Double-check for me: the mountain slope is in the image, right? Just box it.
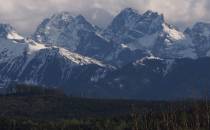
[94,57,210,100]
[0,24,111,91]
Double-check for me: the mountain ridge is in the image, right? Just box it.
[32,8,210,66]
[0,8,210,99]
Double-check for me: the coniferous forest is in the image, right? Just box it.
[0,85,210,130]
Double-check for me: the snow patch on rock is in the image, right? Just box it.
[7,31,24,40]
[59,48,106,67]
[162,23,185,41]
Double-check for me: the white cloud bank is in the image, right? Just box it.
[0,0,209,35]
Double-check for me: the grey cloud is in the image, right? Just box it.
[0,0,210,35]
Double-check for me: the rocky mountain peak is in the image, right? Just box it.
[119,8,139,16]
[103,8,165,43]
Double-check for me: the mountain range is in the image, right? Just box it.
[0,8,210,100]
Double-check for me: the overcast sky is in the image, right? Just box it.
[0,0,210,35]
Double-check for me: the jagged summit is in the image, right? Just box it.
[48,12,94,29]
[33,12,96,47]
[143,10,162,17]
[104,8,141,34]
[103,8,165,42]
[117,8,163,19]
[118,8,139,16]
